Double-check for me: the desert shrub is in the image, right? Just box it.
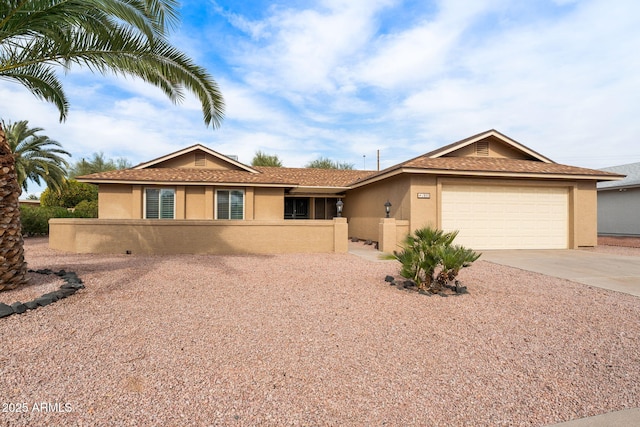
[73,199,98,218]
[20,205,74,235]
[391,226,480,292]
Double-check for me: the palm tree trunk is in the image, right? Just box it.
[0,123,28,290]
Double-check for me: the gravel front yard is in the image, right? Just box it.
[1,238,639,426]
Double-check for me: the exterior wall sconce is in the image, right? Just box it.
[336,199,344,217]
[384,200,392,218]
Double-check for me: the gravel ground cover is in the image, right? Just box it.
[1,238,639,426]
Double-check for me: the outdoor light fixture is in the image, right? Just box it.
[336,199,344,217]
[384,200,392,218]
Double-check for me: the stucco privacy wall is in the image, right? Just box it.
[49,218,348,255]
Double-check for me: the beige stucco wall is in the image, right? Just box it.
[445,137,530,159]
[156,152,245,170]
[345,175,411,241]
[49,218,348,255]
[254,187,284,220]
[574,181,598,247]
[98,184,135,219]
[98,184,284,221]
[346,174,599,249]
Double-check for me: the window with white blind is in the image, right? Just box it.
[145,188,175,219]
[216,189,244,220]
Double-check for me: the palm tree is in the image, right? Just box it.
[0,0,225,290]
[2,119,70,194]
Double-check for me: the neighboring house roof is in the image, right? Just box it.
[597,162,640,190]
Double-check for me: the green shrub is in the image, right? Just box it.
[20,205,74,235]
[41,180,98,208]
[390,226,481,292]
[73,199,98,218]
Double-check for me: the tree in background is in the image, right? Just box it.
[40,180,98,209]
[0,0,225,289]
[305,157,354,170]
[251,150,283,167]
[67,152,132,178]
[2,119,70,194]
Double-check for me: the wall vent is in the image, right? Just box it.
[475,141,489,156]
[195,152,206,166]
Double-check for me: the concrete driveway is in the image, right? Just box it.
[481,249,640,297]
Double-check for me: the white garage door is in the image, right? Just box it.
[441,184,568,250]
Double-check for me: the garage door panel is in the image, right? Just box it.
[442,185,568,250]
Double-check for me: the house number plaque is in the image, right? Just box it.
[417,193,431,199]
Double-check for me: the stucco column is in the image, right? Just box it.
[378,218,397,253]
[333,217,348,253]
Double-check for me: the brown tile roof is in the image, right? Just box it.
[77,166,377,187]
[78,155,622,188]
[351,156,624,185]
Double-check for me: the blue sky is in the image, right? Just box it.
[2,0,639,195]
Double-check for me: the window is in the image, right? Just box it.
[217,189,244,219]
[145,188,175,219]
[284,198,310,219]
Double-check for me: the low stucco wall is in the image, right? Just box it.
[49,218,348,255]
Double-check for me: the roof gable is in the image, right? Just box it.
[134,144,258,173]
[425,129,554,163]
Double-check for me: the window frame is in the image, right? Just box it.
[144,187,176,219]
[215,188,245,220]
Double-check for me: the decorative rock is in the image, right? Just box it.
[10,302,27,314]
[34,295,54,306]
[403,280,416,288]
[455,284,468,294]
[1,269,84,319]
[61,282,84,290]
[57,288,77,297]
[24,301,39,310]
[40,292,61,302]
[384,275,395,283]
[0,303,14,318]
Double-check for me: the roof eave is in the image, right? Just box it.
[76,178,295,188]
[349,167,624,187]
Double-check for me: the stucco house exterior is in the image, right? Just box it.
[597,162,640,236]
[49,130,623,254]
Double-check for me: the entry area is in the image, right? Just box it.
[441,184,569,250]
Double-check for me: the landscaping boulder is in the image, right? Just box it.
[10,302,27,314]
[0,303,14,318]
[24,301,39,310]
